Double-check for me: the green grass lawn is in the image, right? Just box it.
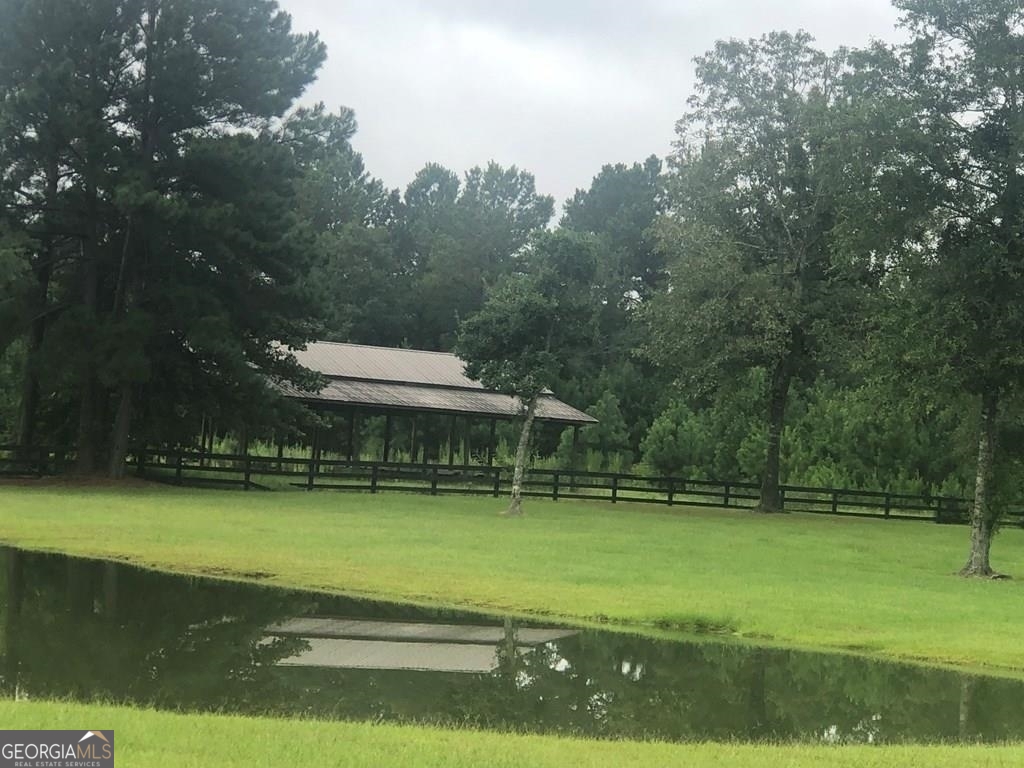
[2,482,1023,767]
[0,482,1021,673]
[2,700,1023,768]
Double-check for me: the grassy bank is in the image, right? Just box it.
[1,700,1022,768]
[0,482,1022,672]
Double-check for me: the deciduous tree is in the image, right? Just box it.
[648,32,871,512]
[456,231,598,515]
[872,0,1024,575]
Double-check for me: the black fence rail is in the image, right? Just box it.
[120,446,1015,526]
[4,444,1019,526]
[0,445,72,477]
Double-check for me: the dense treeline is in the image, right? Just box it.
[2,0,1023,570]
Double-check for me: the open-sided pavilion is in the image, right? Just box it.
[270,341,596,466]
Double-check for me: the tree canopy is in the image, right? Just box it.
[2,0,1023,573]
[646,31,876,512]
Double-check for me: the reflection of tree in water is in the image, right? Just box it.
[352,627,1024,744]
[0,547,309,713]
[2,547,1024,744]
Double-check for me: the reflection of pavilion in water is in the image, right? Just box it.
[5,547,1024,745]
[266,617,577,673]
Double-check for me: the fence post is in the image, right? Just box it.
[611,475,618,504]
[884,493,891,519]
[175,451,184,485]
[136,448,147,478]
[492,468,501,498]
[831,491,838,515]
[306,455,315,491]
[371,464,379,494]
[430,466,438,496]
[243,451,252,491]
[723,483,730,506]
[667,479,675,506]
[552,472,559,501]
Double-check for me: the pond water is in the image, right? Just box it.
[1,546,1021,744]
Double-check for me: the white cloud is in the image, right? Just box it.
[281,0,903,207]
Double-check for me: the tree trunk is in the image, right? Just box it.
[960,390,1000,577]
[16,157,58,451]
[757,357,792,513]
[15,293,46,450]
[75,377,99,473]
[107,385,133,479]
[506,396,538,516]
[16,264,49,449]
[76,166,102,474]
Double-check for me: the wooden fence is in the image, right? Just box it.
[0,445,71,478]
[3,443,1016,526]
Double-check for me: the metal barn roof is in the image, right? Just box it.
[282,341,597,426]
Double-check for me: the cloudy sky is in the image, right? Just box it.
[279,0,904,207]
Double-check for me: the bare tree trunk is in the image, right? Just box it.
[15,295,46,450]
[960,390,1000,577]
[16,158,58,452]
[506,396,538,516]
[757,357,792,513]
[107,385,133,479]
[76,171,101,474]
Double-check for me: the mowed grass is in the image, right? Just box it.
[3,700,1024,768]
[0,482,1022,672]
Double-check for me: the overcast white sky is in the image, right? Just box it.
[279,0,904,207]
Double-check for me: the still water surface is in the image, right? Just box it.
[1,547,1021,744]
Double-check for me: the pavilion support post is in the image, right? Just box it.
[571,425,580,491]
[410,416,418,464]
[421,415,431,465]
[463,418,471,466]
[347,409,355,463]
[383,414,393,462]
[239,424,249,457]
[276,435,284,472]
[448,415,457,466]
[306,426,319,490]
[487,419,497,466]
[241,427,252,490]
[199,415,208,467]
